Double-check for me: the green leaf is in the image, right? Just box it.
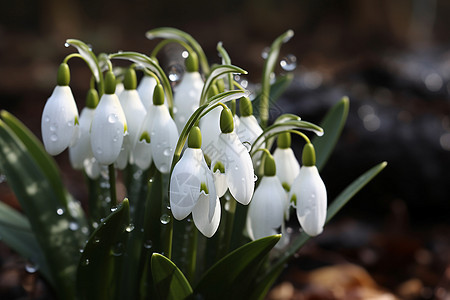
[77,199,130,300]
[0,119,87,299]
[151,253,193,300]
[313,97,349,170]
[194,235,280,299]
[253,162,388,298]
[65,39,102,84]
[0,201,54,286]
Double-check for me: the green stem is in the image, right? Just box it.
[186,223,198,283]
[217,196,236,259]
[108,164,117,207]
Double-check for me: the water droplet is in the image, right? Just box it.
[94,237,100,243]
[67,120,73,127]
[168,64,183,83]
[234,166,239,171]
[25,261,39,273]
[182,51,189,58]
[56,208,64,216]
[133,170,143,180]
[81,226,89,235]
[160,214,171,225]
[112,136,118,142]
[280,54,297,71]
[92,222,99,229]
[126,224,135,232]
[69,222,79,231]
[111,242,124,256]
[50,134,58,142]
[163,147,172,157]
[143,240,153,249]
[64,42,70,48]
[148,178,153,183]
[159,164,169,173]
[261,47,270,59]
[82,258,90,266]
[0,174,6,183]
[108,114,119,124]
[50,123,57,132]
[96,147,103,155]
[173,107,178,114]
[241,177,245,182]
[79,248,84,253]
[253,174,258,182]
[311,194,316,198]
[111,206,118,212]
[44,115,50,123]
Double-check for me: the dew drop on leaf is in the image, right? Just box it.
[280,54,297,71]
[160,214,170,225]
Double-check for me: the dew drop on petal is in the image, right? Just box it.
[253,174,258,182]
[160,214,170,224]
[50,123,57,132]
[96,147,103,155]
[108,114,119,124]
[163,147,172,157]
[44,115,50,123]
[50,134,58,142]
[159,164,169,173]
[280,54,297,71]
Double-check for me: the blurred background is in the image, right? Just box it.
[1,0,450,299]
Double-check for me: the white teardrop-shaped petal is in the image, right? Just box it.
[291,166,327,237]
[192,193,221,238]
[169,148,203,220]
[90,94,127,165]
[150,105,178,174]
[173,71,204,132]
[69,107,95,169]
[133,110,153,170]
[115,82,124,98]
[212,170,227,197]
[237,115,263,146]
[273,147,300,190]
[246,176,285,240]
[214,131,255,205]
[119,89,146,150]
[41,86,79,155]
[199,106,222,158]
[137,76,157,111]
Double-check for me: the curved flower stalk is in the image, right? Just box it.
[117,68,146,169]
[273,132,300,192]
[246,151,286,241]
[210,107,255,205]
[69,89,100,179]
[289,143,327,236]
[170,126,220,237]
[90,71,127,165]
[173,52,204,133]
[41,63,79,156]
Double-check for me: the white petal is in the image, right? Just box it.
[212,170,227,197]
[41,86,79,155]
[199,106,222,158]
[246,176,285,240]
[292,166,327,236]
[192,194,221,238]
[273,147,300,190]
[69,107,94,169]
[84,157,101,179]
[237,115,263,146]
[133,111,153,170]
[137,76,157,111]
[119,89,146,150]
[169,148,203,220]
[215,132,255,205]
[90,94,127,165]
[150,105,179,174]
[173,71,204,132]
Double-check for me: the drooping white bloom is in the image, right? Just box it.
[173,71,204,132]
[246,176,286,240]
[211,131,255,205]
[273,147,300,191]
[133,114,153,170]
[90,94,127,165]
[199,106,222,158]
[237,115,263,147]
[170,147,219,237]
[69,107,100,179]
[137,75,157,111]
[290,166,327,236]
[41,85,79,155]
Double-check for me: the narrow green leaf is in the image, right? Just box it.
[0,201,54,286]
[253,162,388,297]
[65,39,101,84]
[0,120,87,299]
[313,97,349,170]
[194,235,280,299]
[151,253,193,300]
[77,199,130,300]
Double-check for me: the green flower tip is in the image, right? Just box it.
[123,68,137,90]
[213,161,225,173]
[140,131,151,143]
[302,143,316,167]
[290,193,297,206]
[188,126,202,149]
[207,83,219,100]
[74,116,79,126]
[57,63,70,86]
[220,107,234,133]
[282,182,290,192]
[239,96,253,117]
[264,152,276,177]
[277,132,291,149]
[200,182,209,194]
[86,89,99,108]
[185,51,199,72]
[104,71,116,94]
[153,84,165,106]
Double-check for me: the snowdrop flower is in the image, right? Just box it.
[237,97,263,148]
[134,83,178,173]
[90,71,127,165]
[199,106,222,158]
[173,52,204,132]
[137,75,157,111]
[116,68,146,169]
[273,132,300,192]
[170,126,220,237]
[210,107,255,205]
[41,63,79,155]
[69,89,100,179]
[289,143,327,237]
[247,152,286,240]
